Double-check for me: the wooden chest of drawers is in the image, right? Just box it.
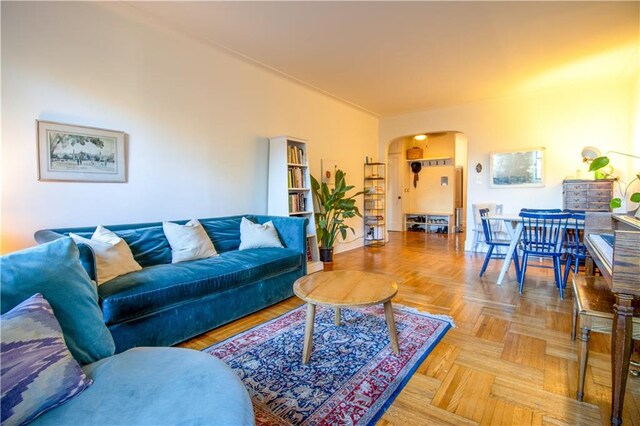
[562,179,614,211]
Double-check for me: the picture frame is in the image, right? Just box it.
[489,147,545,188]
[37,120,126,183]
[321,159,339,188]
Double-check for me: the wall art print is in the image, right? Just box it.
[37,120,126,182]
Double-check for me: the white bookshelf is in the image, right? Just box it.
[268,136,323,274]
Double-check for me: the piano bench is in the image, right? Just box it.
[571,275,640,401]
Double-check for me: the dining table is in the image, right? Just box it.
[486,212,585,285]
[483,213,522,285]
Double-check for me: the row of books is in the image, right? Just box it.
[306,239,313,262]
[289,193,307,213]
[288,145,305,165]
[288,167,306,188]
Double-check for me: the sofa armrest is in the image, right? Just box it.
[34,230,97,281]
[253,215,308,273]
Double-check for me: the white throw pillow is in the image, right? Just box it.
[239,217,284,250]
[70,225,142,285]
[162,219,218,263]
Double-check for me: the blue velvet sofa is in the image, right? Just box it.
[35,215,307,352]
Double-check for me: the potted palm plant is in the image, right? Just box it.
[310,169,364,262]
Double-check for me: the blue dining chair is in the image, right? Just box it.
[479,209,521,279]
[518,211,571,299]
[562,211,586,285]
[520,208,563,213]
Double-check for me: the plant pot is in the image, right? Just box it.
[319,247,334,263]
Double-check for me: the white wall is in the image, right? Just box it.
[380,78,635,250]
[1,2,378,252]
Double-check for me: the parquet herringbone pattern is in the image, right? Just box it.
[179,231,640,425]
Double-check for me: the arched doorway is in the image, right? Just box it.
[386,131,468,236]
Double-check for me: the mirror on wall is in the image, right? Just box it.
[489,147,545,188]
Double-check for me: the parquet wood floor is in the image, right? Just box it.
[179,231,640,425]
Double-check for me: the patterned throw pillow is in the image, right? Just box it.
[1,294,92,425]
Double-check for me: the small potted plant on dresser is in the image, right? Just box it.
[310,169,364,263]
[589,155,640,216]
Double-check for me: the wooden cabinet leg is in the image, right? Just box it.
[611,294,634,426]
[334,308,341,326]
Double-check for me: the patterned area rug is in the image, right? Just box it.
[204,304,453,425]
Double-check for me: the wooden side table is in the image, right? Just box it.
[293,270,399,364]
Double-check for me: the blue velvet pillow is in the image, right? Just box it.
[1,294,93,425]
[0,238,115,365]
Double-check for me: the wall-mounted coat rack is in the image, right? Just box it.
[405,157,453,167]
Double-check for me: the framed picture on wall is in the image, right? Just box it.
[37,120,126,182]
[321,159,340,188]
[489,147,545,188]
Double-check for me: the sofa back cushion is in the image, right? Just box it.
[200,216,245,253]
[56,226,172,269]
[114,226,172,267]
[0,238,115,364]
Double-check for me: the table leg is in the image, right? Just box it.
[384,301,400,354]
[497,222,522,285]
[302,303,316,364]
[611,294,634,426]
[334,307,341,326]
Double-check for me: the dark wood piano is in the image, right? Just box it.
[584,214,640,425]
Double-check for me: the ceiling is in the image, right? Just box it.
[126,1,639,117]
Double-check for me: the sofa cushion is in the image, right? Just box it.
[99,248,302,325]
[30,347,254,426]
[1,294,93,425]
[0,238,115,365]
[163,219,218,263]
[239,217,283,250]
[71,226,172,268]
[200,216,244,253]
[70,226,142,285]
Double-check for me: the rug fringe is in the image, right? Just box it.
[393,303,456,328]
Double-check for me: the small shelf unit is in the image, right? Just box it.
[268,136,323,273]
[364,162,386,246]
[405,212,453,234]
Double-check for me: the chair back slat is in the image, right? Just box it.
[564,211,586,251]
[519,211,571,255]
[479,208,494,243]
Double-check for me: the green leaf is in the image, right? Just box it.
[630,192,640,203]
[589,156,609,172]
[610,198,622,209]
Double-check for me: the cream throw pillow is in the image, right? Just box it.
[162,219,218,263]
[239,217,284,250]
[70,226,142,285]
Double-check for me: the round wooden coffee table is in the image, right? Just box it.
[293,270,399,364]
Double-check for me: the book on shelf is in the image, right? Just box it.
[306,239,313,262]
[288,193,307,213]
[287,145,305,165]
[287,166,306,188]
